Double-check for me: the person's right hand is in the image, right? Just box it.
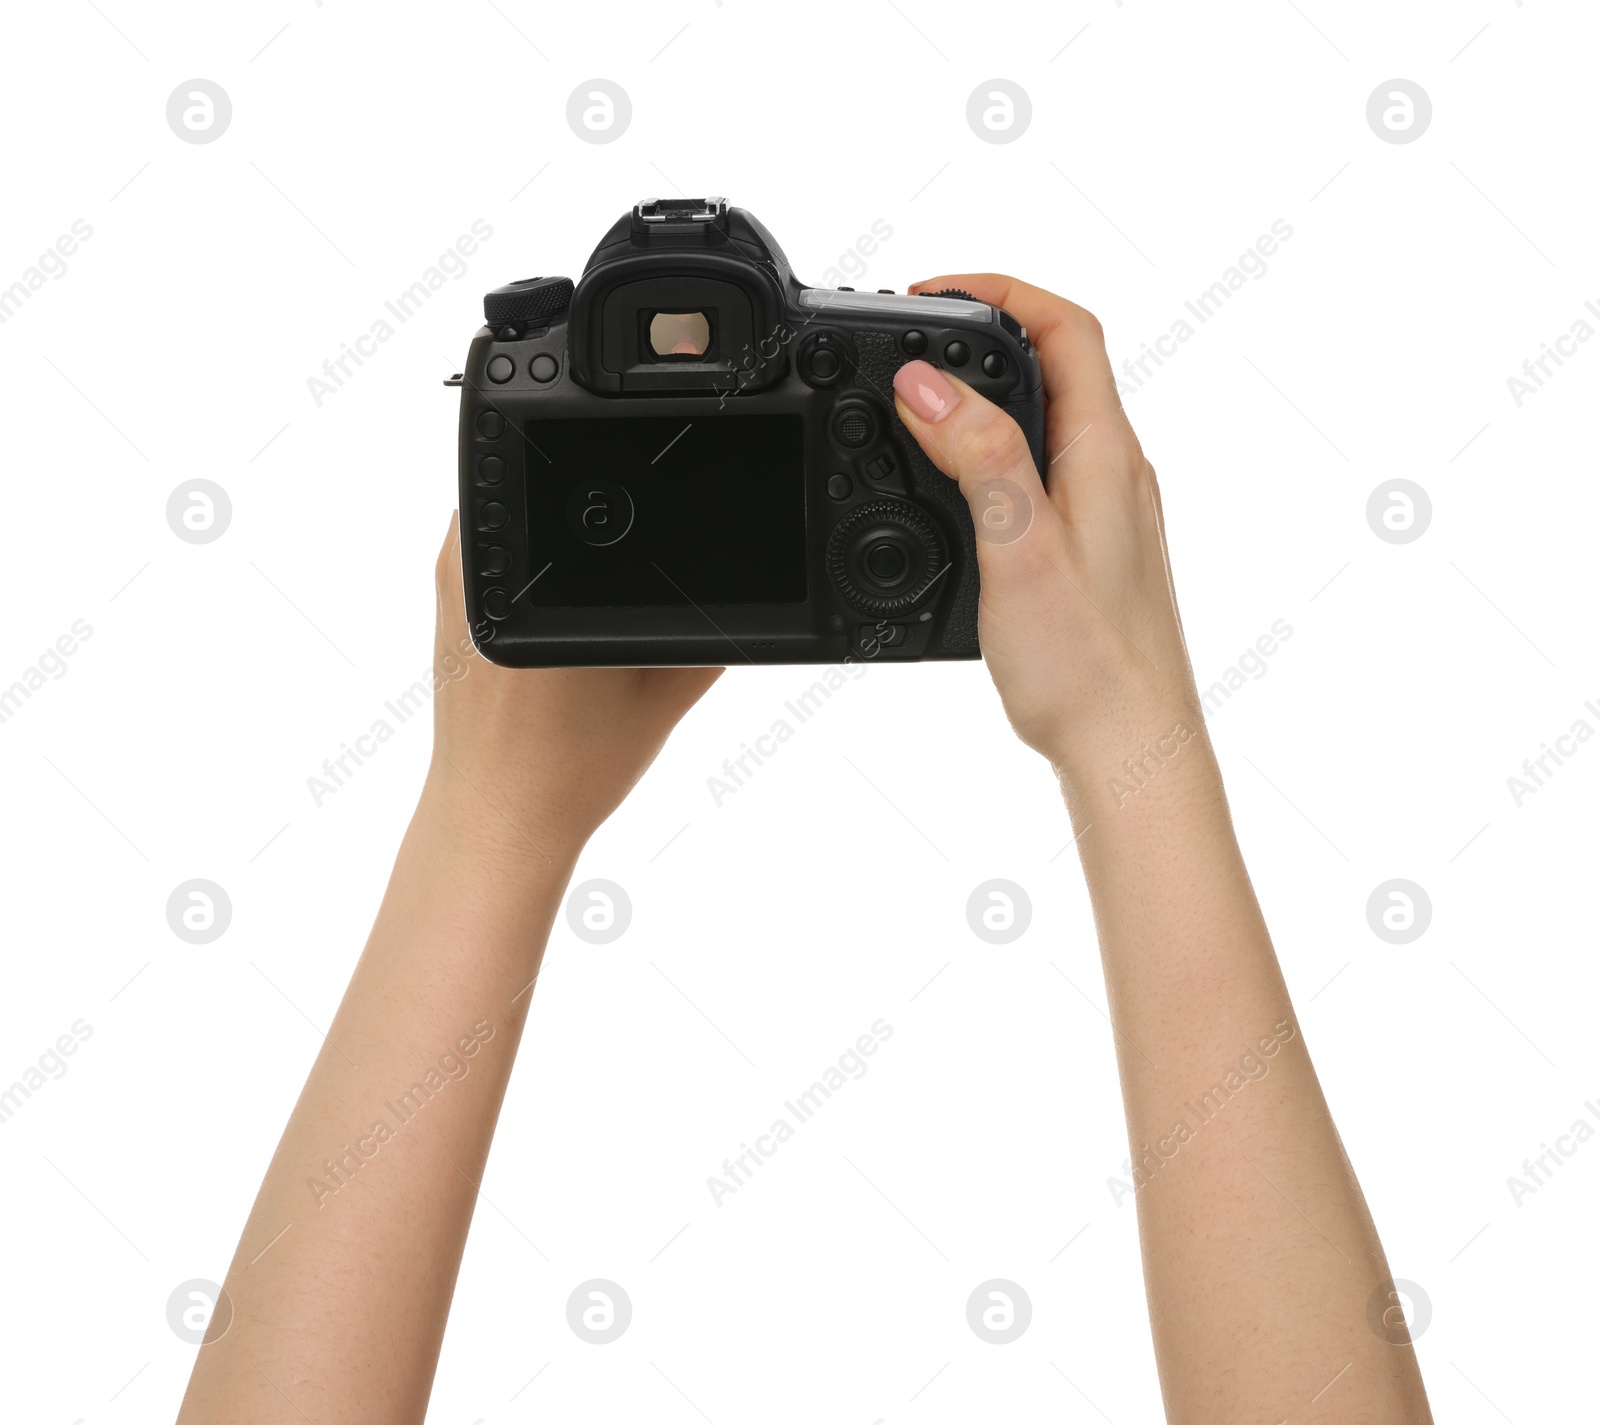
[891,276,1202,788]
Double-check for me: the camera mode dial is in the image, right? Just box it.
[826,499,948,616]
[483,276,574,326]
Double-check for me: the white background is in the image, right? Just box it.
[1,1,1595,1421]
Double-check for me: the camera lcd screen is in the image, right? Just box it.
[521,414,807,607]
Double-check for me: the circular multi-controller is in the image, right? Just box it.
[826,498,947,617]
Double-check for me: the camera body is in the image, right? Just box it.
[454,198,1043,666]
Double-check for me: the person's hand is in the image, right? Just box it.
[892,275,1201,789]
[423,513,721,865]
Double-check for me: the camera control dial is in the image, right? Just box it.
[826,499,949,616]
[483,276,575,326]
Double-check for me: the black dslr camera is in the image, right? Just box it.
[453,198,1043,666]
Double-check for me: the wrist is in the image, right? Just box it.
[415,762,589,885]
[1049,705,1224,823]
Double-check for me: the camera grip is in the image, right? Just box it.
[850,332,1044,655]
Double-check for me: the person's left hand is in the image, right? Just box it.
[423,513,722,866]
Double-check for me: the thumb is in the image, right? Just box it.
[892,359,1054,558]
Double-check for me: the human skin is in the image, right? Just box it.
[176,277,1432,1424]
[174,522,720,1422]
[894,273,1432,1422]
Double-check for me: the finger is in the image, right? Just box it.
[909,272,1127,437]
[892,359,1057,561]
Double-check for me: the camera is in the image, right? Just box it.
[451,198,1044,666]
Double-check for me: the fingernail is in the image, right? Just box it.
[894,359,960,422]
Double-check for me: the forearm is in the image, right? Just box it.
[1063,726,1431,1423]
[178,770,579,1425]
[887,272,1430,1419]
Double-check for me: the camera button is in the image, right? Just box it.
[478,455,505,485]
[799,332,851,387]
[482,588,512,620]
[483,546,511,576]
[901,329,928,356]
[529,354,559,383]
[856,622,906,652]
[866,452,896,481]
[943,340,970,367]
[476,410,505,439]
[486,355,515,383]
[827,473,853,501]
[478,501,508,530]
[981,350,1008,378]
[833,407,876,448]
[865,542,908,583]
